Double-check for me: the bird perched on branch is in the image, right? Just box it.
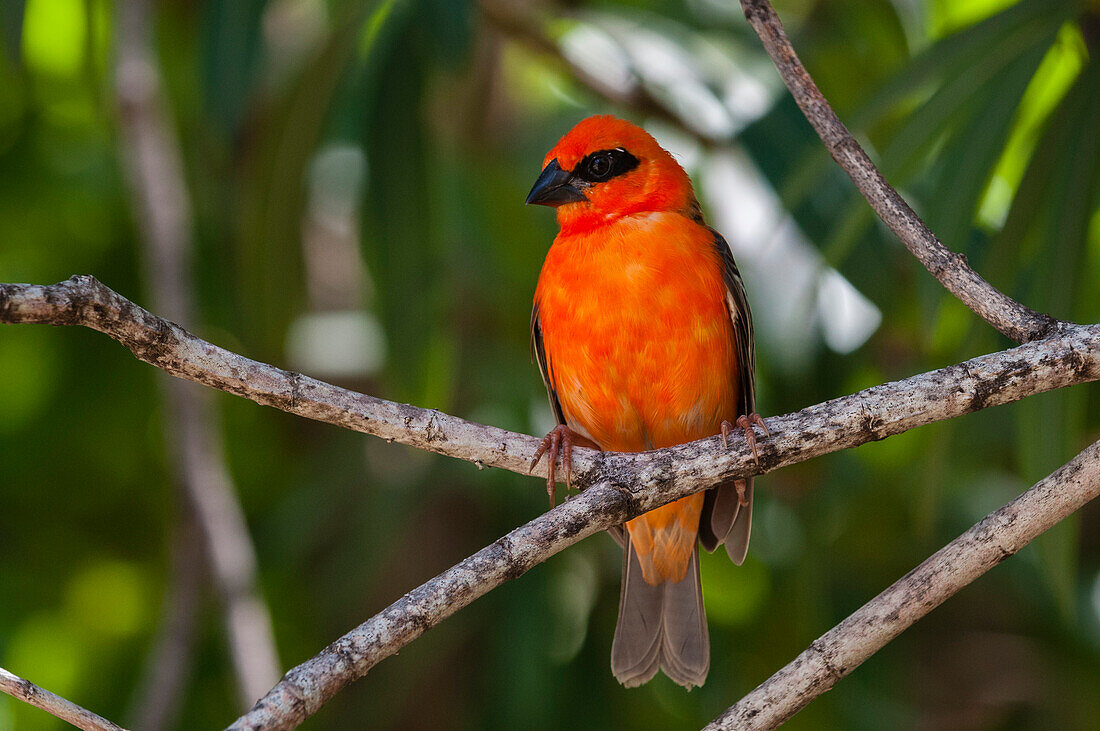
[527,115,766,689]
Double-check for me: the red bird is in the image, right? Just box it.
[527,115,765,688]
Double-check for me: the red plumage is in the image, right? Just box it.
[528,115,762,688]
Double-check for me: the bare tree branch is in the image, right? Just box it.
[689,2,1090,723]
[739,0,1062,344]
[2,277,1097,493]
[2,276,1097,729]
[226,480,635,730]
[225,340,1100,729]
[0,276,542,472]
[231,440,1100,731]
[706,438,1100,729]
[114,0,279,708]
[0,667,127,731]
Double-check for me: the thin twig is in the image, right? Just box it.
[115,0,279,708]
[706,438,1100,729]
[739,0,1062,343]
[0,667,127,731]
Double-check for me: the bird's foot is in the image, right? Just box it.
[720,414,770,466]
[530,425,597,508]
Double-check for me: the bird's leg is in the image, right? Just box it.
[530,425,598,508]
[720,413,770,465]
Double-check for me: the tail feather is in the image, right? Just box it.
[699,477,753,564]
[611,542,709,689]
[659,548,709,688]
[724,481,753,566]
[611,539,663,687]
[699,479,744,553]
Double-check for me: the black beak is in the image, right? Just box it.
[525,159,587,206]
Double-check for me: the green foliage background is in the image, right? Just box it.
[2,0,1099,728]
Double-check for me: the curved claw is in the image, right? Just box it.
[736,414,760,463]
[720,413,770,466]
[530,425,579,508]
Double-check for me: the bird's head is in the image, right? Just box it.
[526,115,698,234]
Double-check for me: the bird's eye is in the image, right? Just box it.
[587,153,613,180]
[575,148,639,184]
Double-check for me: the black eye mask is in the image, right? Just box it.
[574,148,640,184]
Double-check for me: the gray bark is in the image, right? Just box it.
[0,667,127,731]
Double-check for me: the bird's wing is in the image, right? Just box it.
[698,229,756,562]
[531,301,566,426]
[713,228,755,417]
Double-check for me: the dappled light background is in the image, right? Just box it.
[2,0,1100,728]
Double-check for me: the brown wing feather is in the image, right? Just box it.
[698,228,756,557]
[712,228,755,417]
[531,302,566,425]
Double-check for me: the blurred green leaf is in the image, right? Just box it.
[701,552,771,626]
[0,328,56,432]
[64,560,152,639]
[21,0,83,77]
[201,0,267,136]
[0,0,24,65]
